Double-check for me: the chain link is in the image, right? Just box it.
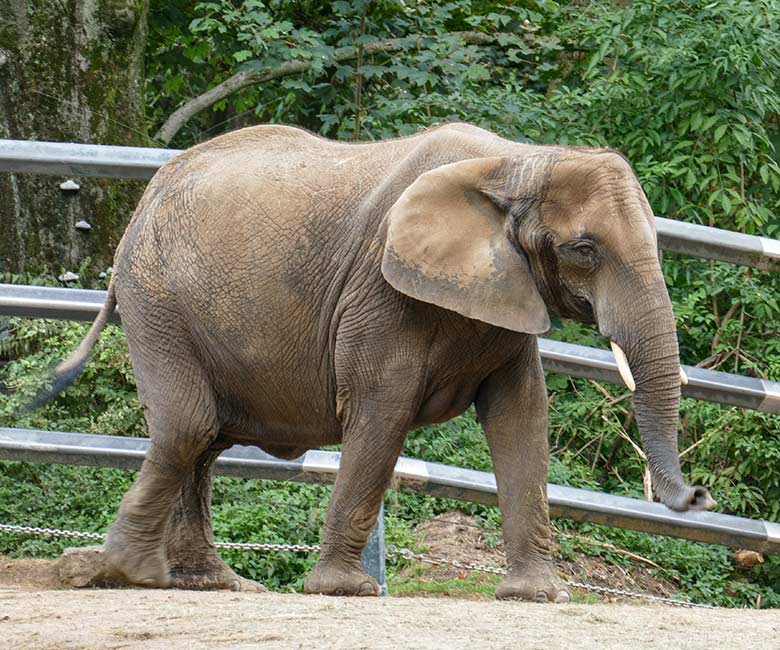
[386,544,506,575]
[565,580,716,609]
[214,540,321,553]
[0,522,712,608]
[0,523,321,554]
[0,522,104,541]
[386,543,713,609]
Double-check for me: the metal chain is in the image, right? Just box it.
[386,543,713,609]
[0,523,321,553]
[214,540,321,553]
[0,523,103,541]
[386,544,506,575]
[565,580,716,609]
[0,522,712,608]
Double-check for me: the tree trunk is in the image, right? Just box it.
[0,0,150,280]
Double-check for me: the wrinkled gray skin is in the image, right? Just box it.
[54,123,714,601]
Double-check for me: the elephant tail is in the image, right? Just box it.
[26,279,118,410]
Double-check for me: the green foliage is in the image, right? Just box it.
[0,463,133,558]
[388,569,501,599]
[148,0,780,244]
[0,318,145,437]
[0,459,330,592]
[558,520,780,608]
[147,0,558,145]
[210,479,329,590]
[543,0,780,236]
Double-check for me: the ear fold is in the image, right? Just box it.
[381,157,550,334]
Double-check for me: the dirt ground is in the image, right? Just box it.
[1,513,777,649]
[1,552,779,650]
[1,581,779,650]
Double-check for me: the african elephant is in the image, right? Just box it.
[45,122,715,602]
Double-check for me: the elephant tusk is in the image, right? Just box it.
[610,341,636,392]
[680,367,689,385]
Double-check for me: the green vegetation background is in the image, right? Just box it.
[2,0,780,606]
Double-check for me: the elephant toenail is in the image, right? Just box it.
[230,579,241,592]
[358,582,377,596]
[555,590,571,604]
[535,590,548,603]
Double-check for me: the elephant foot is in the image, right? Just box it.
[57,545,263,593]
[57,545,133,588]
[496,567,570,603]
[303,560,380,596]
[168,557,267,592]
[58,542,170,589]
[103,525,171,588]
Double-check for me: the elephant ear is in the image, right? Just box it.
[381,157,550,334]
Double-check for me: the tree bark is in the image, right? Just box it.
[0,0,150,279]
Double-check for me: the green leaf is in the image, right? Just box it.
[720,192,732,215]
[233,50,253,62]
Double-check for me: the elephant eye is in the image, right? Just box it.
[557,237,599,271]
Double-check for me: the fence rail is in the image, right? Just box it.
[1,428,778,554]
[2,138,780,564]
[2,283,778,414]
[1,138,779,270]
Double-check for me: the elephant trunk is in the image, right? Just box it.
[598,272,715,512]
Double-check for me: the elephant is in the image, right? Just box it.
[43,121,716,602]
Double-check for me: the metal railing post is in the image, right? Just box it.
[361,502,387,596]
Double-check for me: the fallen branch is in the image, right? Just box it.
[155,30,498,144]
[553,525,662,570]
[598,542,660,569]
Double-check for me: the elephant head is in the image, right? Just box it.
[381,150,716,512]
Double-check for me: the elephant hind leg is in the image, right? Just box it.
[165,444,266,592]
[102,348,221,588]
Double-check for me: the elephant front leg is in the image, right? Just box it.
[304,401,406,597]
[475,349,570,603]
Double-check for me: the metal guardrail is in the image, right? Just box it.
[0,284,122,324]
[539,338,780,414]
[2,283,778,414]
[1,138,780,270]
[655,218,780,272]
[1,428,778,554]
[0,139,175,180]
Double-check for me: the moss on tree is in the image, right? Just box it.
[0,0,150,278]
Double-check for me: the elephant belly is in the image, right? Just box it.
[412,381,482,429]
[201,332,343,450]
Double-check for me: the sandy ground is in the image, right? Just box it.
[1,587,779,650]
[1,518,777,650]
[0,558,777,650]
